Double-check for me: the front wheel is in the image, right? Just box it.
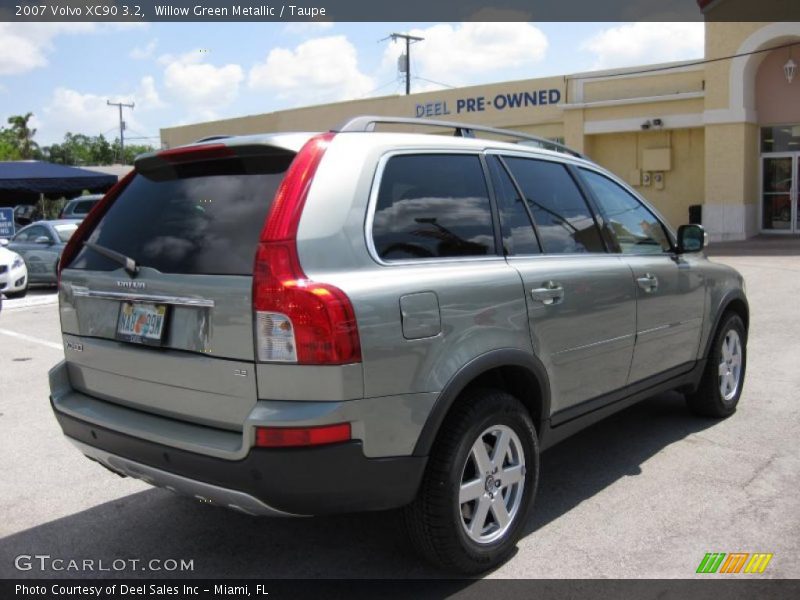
[403,389,539,574]
[686,312,747,417]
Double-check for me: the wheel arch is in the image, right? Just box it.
[704,289,749,359]
[412,349,551,456]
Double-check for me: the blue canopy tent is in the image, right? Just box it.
[0,161,118,206]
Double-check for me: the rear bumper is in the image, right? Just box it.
[51,399,427,516]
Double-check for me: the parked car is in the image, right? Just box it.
[13,204,43,227]
[59,194,103,220]
[5,219,80,285]
[49,117,748,574]
[0,244,28,298]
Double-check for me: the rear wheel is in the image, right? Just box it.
[403,389,538,574]
[686,312,746,417]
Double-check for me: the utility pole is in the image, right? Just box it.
[107,99,134,163]
[388,33,424,95]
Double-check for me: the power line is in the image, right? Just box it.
[360,79,403,99]
[571,40,800,81]
[413,76,457,89]
[107,99,134,163]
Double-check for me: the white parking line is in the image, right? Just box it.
[0,328,62,350]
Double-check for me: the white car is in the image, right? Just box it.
[0,245,28,298]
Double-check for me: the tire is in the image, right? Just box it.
[686,312,747,418]
[403,388,539,574]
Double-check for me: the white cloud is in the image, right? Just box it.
[130,38,158,60]
[135,75,166,110]
[581,22,704,70]
[248,35,373,103]
[0,23,94,76]
[381,23,549,87]
[161,51,244,112]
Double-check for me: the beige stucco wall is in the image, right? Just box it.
[756,47,800,125]
[582,98,705,122]
[582,70,704,103]
[704,22,766,111]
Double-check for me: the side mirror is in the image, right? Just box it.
[0,238,8,247]
[677,224,706,254]
[34,236,53,245]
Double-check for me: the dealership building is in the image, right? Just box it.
[161,17,800,241]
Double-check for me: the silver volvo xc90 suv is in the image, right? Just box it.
[50,116,748,573]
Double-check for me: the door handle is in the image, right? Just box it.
[636,273,659,293]
[531,281,565,305]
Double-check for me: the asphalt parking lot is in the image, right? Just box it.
[0,240,798,579]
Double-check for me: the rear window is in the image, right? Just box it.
[372,154,495,261]
[68,151,293,275]
[73,200,98,215]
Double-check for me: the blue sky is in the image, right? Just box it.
[0,22,705,147]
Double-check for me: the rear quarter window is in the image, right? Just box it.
[371,154,495,261]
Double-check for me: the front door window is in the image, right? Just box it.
[761,125,799,233]
[761,156,793,231]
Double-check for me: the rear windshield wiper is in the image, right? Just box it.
[83,242,140,277]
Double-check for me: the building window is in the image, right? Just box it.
[761,125,800,153]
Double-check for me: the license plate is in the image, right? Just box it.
[117,302,168,345]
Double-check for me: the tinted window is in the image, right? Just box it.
[487,156,540,255]
[372,154,495,260]
[69,152,292,275]
[580,169,671,254]
[504,157,605,254]
[73,200,97,215]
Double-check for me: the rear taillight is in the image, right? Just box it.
[254,422,351,448]
[58,171,136,282]
[253,132,361,365]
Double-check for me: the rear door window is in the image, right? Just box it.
[372,154,495,261]
[487,155,540,255]
[68,151,293,275]
[503,157,605,254]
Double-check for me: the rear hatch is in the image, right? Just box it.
[58,141,300,431]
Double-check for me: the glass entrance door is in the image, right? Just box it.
[761,154,797,232]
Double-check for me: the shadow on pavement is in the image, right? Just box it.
[527,391,716,535]
[0,392,718,579]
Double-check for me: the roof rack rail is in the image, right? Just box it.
[334,116,584,158]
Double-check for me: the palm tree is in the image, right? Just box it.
[7,113,39,159]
